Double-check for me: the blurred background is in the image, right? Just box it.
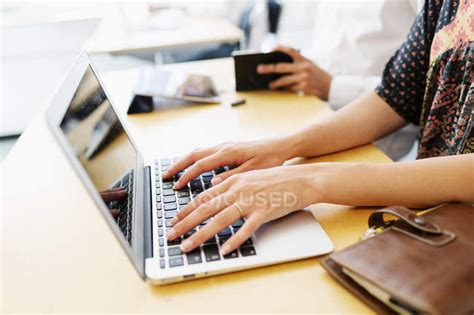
[0,0,318,162]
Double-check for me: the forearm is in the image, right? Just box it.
[308,154,474,208]
[282,91,407,159]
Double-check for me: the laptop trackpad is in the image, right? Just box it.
[255,209,333,259]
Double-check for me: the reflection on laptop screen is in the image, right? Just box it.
[60,66,137,245]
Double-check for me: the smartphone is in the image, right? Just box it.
[232,51,293,91]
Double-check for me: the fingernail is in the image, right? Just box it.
[172,181,180,189]
[220,244,231,256]
[211,177,222,185]
[170,217,179,225]
[257,65,263,73]
[181,239,193,252]
[162,171,168,178]
[166,228,176,240]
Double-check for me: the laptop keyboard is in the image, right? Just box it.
[155,158,257,269]
[110,170,134,245]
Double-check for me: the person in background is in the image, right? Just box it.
[163,0,473,256]
[257,0,424,161]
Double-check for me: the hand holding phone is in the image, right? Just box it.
[232,51,293,91]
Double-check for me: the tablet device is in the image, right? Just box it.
[232,51,293,91]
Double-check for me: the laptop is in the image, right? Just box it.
[45,53,333,285]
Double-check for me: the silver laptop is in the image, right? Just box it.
[45,53,333,285]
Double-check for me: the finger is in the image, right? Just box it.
[101,189,127,203]
[269,72,306,90]
[162,148,213,179]
[288,82,307,93]
[273,45,303,61]
[257,62,297,74]
[170,181,230,225]
[180,204,242,252]
[220,216,260,255]
[167,193,234,241]
[173,152,233,190]
[211,162,251,185]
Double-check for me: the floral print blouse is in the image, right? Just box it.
[375,0,473,159]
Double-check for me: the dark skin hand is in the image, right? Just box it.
[100,187,128,218]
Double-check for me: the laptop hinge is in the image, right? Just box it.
[143,166,153,259]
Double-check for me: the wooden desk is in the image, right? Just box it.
[2,58,390,313]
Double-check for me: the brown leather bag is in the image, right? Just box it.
[322,203,474,314]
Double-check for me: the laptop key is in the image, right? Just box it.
[218,227,232,237]
[169,257,184,267]
[163,196,176,203]
[162,182,173,189]
[240,246,256,256]
[157,211,163,219]
[164,210,177,219]
[203,236,217,244]
[159,248,165,257]
[204,182,212,189]
[242,238,253,246]
[162,189,175,196]
[156,195,162,203]
[177,190,190,198]
[186,249,202,264]
[159,238,164,247]
[190,182,203,190]
[192,190,203,198]
[160,259,166,269]
[160,158,171,166]
[156,203,162,210]
[223,250,238,259]
[183,228,196,239]
[165,219,173,228]
[218,236,230,246]
[164,203,177,211]
[214,167,226,174]
[178,197,191,205]
[232,218,244,227]
[158,228,164,237]
[203,244,220,262]
[167,238,182,246]
[168,247,183,256]
[157,220,163,228]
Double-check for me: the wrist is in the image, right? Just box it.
[275,134,305,160]
[293,163,330,205]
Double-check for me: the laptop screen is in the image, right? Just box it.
[59,65,137,245]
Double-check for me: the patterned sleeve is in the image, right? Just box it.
[375,0,440,125]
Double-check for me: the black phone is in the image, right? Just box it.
[232,51,293,91]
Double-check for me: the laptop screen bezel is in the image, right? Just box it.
[45,53,146,278]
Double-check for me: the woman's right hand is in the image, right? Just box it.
[162,138,294,190]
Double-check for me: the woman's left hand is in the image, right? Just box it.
[166,165,320,255]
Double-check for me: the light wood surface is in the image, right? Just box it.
[86,14,242,55]
[1,58,391,313]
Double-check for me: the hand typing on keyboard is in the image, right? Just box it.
[162,140,290,191]
[100,187,128,218]
[165,164,320,256]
